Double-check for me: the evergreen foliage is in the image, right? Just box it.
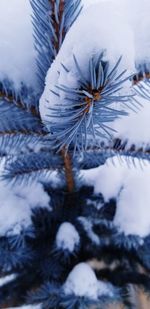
[0,1,150,308]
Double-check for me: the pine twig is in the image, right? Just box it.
[0,88,39,118]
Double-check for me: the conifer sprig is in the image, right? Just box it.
[46,55,136,153]
[0,83,47,153]
[31,0,82,92]
[3,151,63,184]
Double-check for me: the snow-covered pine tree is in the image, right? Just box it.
[1,0,150,308]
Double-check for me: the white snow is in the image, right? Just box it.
[82,156,150,237]
[113,0,150,68]
[0,0,37,90]
[0,181,50,236]
[64,262,112,299]
[64,263,98,299]
[114,162,150,237]
[56,222,80,252]
[82,0,150,68]
[82,0,105,9]
[112,95,150,148]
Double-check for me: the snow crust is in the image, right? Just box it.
[82,157,150,237]
[0,181,50,236]
[0,0,37,89]
[64,263,112,299]
[56,222,80,252]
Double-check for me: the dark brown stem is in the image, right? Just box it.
[61,147,75,193]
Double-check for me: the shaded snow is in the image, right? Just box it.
[0,181,50,236]
[82,157,150,237]
[112,95,150,148]
[0,0,37,89]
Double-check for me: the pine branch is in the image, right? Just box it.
[49,0,82,52]
[31,0,82,91]
[0,84,48,153]
[75,138,150,169]
[3,151,63,184]
[28,281,120,309]
[0,85,39,118]
[47,55,137,153]
[50,0,65,53]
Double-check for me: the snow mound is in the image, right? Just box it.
[64,262,112,299]
[56,222,80,252]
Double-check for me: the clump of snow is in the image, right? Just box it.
[0,181,50,236]
[114,161,150,237]
[64,263,113,299]
[112,92,150,148]
[0,0,37,90]
[63,263,99,299]
[0,274,17,287]
[56,222,80,252]
[82,156,150,237]
[40,1,135,122]
[81,158,127,202]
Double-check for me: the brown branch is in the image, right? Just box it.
[61,147,75,192]
[0,130,46,137]
[85,138,150,159]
